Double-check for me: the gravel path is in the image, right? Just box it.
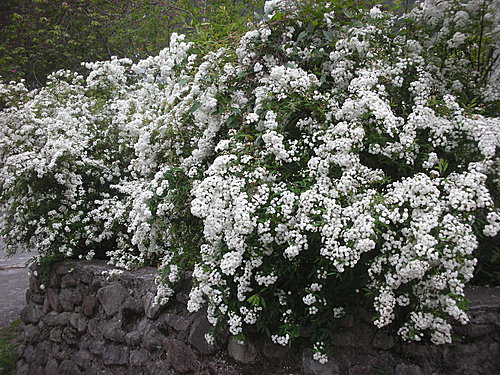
[0,238,38,328]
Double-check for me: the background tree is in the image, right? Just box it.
[0,0,264,87]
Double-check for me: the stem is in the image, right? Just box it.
[476,0,487,79]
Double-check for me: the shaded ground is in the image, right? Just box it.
[0,238,37,328]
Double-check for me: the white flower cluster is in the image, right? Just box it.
[312,341,329,364]
[0,33,222,294]
[186,0,499,351]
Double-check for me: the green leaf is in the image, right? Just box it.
[188,101,202,114]
[297,31,308,43]
[343,9,355,18]
[247,294,260,306]
[322,30,334,42]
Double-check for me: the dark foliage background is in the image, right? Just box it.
[0,0,264,87]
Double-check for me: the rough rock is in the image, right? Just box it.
[349,365,380,375]
[189,313,217,355]
[52,344,69,361]
[77,316,88,333]
[394,364,424,375]
[73,349,93,369]
[49,327,62,342]
[100,319,125,342]
[463,324,496,339]
[46,288,62,312]
[165,338,199,374]
[227,336,257,365]
[89,338,106,355]
[97,282,128,316]
[43,312,60,327]
[54,312,72,326]
[69,313,79,329]
[54,263,72,275]
[69,286,85,305]
[44,358,59,375]
[145,361,176,375]
[102,345,129,365]
[61,274,77,289]
[302,350,340,375]
[82,295,98,317]
[335,326,374,348]
[23,324,40,343]
[59,359,82,375]
[260,338,291,360]
[123,296,144,314]
[23,304,44,324]
[372,331,395,350]
[62,327,78,345]
[141,325,164,350]
[161,313,190,332]
[17,361,29,375]
[130,349,149,367]
[87,318,99,336]
[144,292,161,319]
[58,289,74,311]
[125,330,143,347]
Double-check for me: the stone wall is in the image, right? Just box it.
[17,260,500,375]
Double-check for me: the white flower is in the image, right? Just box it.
[271,333,290,346]
[369,6,383,19]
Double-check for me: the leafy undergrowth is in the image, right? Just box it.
[0,319,21,375]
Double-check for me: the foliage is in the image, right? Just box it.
[0,319,21,375]
[0,0,264,88]
[0,0,499,363]
[174,0,264,55]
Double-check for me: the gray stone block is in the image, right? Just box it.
[143,292,161,319]
[77,316,88,333]
[228,336,257,365]
[125,330,143,347]
[23,324,41,343]
[58,289,74,312]
[189,313,217,355]
[130,349,149,366]
[82,295,98,317]
[394,364,424,375]
[97,282,128,316]
[73,349,93,369]
[372,331,395,350]
[161,312,190,332]
[165,338,199,374]
[23,303,44,324]
[69,312,79,329]
[49,327,62,342]
[261,338,291,360]
[102,345,129,365]
[59,359,82,375]
[302,350,340,375]
[44,358,59,375]
[61,274,77,289]
[62,327,78,345]
[46,288,62,312]
[100,319,125,342]
[349,365,380,375]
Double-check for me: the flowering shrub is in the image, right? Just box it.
[0,35,201,264]
[1,0,499,361]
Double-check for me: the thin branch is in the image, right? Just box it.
[32,58,43,87]
[476,0,487,77]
